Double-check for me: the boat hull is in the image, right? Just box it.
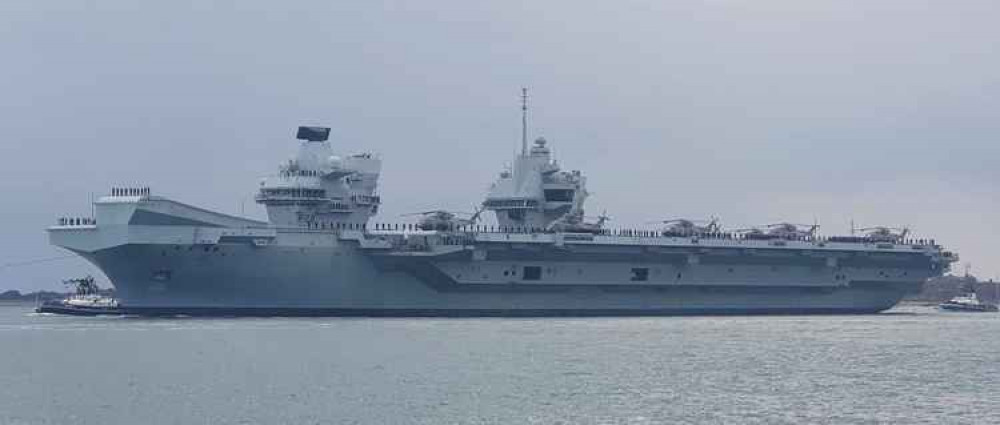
[71,242,919,317]
[47,195,948,317]
[938,303,998,313]
[35,301,122,316]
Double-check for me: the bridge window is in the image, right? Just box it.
[630,268,649,282]
[544,189,574,202]
[523,266,542,281]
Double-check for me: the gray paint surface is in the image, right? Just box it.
[46,191,948,314]
[3,1,999,290]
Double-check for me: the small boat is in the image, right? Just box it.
[35,276,122,316]
[938,292,998,313]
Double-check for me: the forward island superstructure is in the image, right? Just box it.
[48,96,957,316]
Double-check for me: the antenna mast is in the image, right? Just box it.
[521,87,528,156]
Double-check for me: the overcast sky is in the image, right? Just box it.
[2,0,998,291]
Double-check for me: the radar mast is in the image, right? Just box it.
[521,87,528,156]
[484,90,592,230]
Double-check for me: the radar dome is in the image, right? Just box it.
[327,155,344,170]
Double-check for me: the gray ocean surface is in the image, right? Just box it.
[1,303,997,425]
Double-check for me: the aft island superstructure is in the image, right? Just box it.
[48,98,956,316]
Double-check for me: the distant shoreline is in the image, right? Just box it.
[0,300,39,305]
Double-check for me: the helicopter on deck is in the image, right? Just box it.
[547,210,610,234]
[405,207,485,231]
[654,218,720,237]
[859,226,910,243]
[738,223,819,240]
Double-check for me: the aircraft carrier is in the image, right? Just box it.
[48,94,957,316]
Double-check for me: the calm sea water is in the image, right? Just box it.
[0,303,997,425]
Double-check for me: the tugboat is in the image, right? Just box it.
[938,266,998,313]
[35,276,122,316]
[938,292,998,313]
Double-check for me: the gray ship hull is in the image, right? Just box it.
[79,244,912,316]
[49,192,952,317]
[47,123,957,316]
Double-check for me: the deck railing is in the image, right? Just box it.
[307,221,937,247]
